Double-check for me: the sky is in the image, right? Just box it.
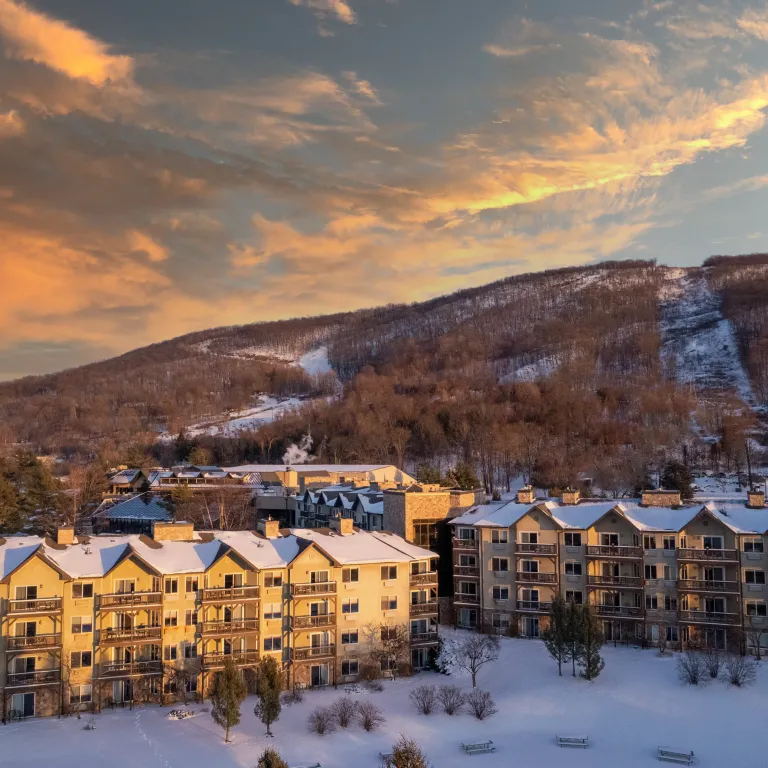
[5,0,768,379]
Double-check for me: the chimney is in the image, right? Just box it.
[641,489,682,508]
[561,488,580,506]
[152,521,195,541]
[517,485,535,505]
[57,526,75,546]
[330,516,355,536]
[748,489,766,509]
[258,517,280,539]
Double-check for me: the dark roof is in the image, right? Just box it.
[97,494,172,522]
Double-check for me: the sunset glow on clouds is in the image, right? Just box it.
[5,0,768,377]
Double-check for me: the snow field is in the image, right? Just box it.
[5,634,768,767]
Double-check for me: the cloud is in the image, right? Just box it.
[288,0,357,25]
[482,43,552,58]
[0,107,23,135]
[128,230,170,262]
[738,9,768,40]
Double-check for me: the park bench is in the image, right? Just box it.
[460,740,496,755]
[657,747,694,765]
[556,735,589,748]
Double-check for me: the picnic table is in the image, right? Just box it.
[460,740,496,755]
[556,735,589,748]
[657,746,694,765]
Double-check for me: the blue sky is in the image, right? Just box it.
[3,0,768,378]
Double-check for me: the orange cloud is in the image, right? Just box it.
[288,0,356,25]
[0,107,23,135]
[128,230,170,263]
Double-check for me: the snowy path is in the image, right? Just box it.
[660,271,755,405]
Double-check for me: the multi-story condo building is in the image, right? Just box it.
[0,519,438,720]
[450,487,768,654]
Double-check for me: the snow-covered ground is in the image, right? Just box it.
[298,346,333,377]
[181,396,306,438]
[7,636,768,768]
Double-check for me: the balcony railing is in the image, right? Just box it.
[7,633,61,651]
[453,538,479,550]
[409,572,439,586]
[99,660,163,678]
[201,619,259,636]
[410,631,439,645]
[201,586,260,603]
[677,579,739,593]
[679,610,739,626]
[454,566,479,577]
[101,626,162,644]
[290,644,336,661]
[517,601,553,613]
[586,546,642,559]
[587,575,642,589]
[516,572,558,584]
[6,670,61,687]
[515,543,557,555]
[203,651,260,668]
[7,598,62,615]
[677,548,738,562]
[410,601,438,616]
[99,592,162,609]
[291,614,336,629]
[454,593,480,604]
[594,605,643,618]
[290,582,337,597]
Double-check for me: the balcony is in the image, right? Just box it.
[201,619,259,637]
[410,631,439,645]
[203,651,260,668]
[517,601,552,613]
[290,582,337,597]
[645,608,678,623]
[99,660,163,678]
[201,586,260,603]
[290,644,336,662]
[516,572,558,584]
[453,538,479,551]
[291,614,336,629]
[454,566,479,577]
[99,592,162,610]
[515,543,557,555]
[6,669,61,688]
[677,548,738,563]
[410,601,438,616]
[594,605,643,619]
[7,598,62,615]
[677,579,739,594]
[454,592,480,605]
[7,634,61,652]
[410,572,439,587]
[586,546,642,559]
[100,626,162,644]
[679,610,740,626]
[587,575,642,589]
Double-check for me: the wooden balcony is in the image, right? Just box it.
[410,631,439,645]
[410,572,439,587]
[645,608,678,623]
[203,651,260,668]
[99,660,163,678]
[290,582,337,597]
[516,572,558,584]
[454,593,480,605]
[100,626,162,644]
[290,644,336,662]
[587,575,642,589]
[99,592,162,610]
[678,548,738,563]
[410,601,438,616]
[586,546,642,559]
[679,610,740,626]
[7,598,62,615]
[677,580,739,594]
[201,586,260,603]
[454,566,479,577]
[594,605,643,619]
[516,543,557,555]
[291,614,336,629]
[453,538,479,550]
[517,601,552,613]
[7,633,61,652]
[6,669,61,688]
[201,619,259,637]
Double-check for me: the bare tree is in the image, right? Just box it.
[704,646,724,680]
[307,706,336,735]
[744,615,768,660]
[357,701,385,732]
[330,696,358,728]
[725,654,758,687]
[466,690,498,720]
[409,685,437,715]
[441,634,500,688]
[363,622,411,676]
[677,650,706,685]
[436,685,466,715]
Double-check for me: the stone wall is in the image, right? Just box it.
[641,490,682,507]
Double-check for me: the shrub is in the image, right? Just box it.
[725,654,757,687]
[357,700,386,732]
[280,688,304,706]
[256,747,289,768]
[391,735,429,768]
[677,650,706,685]
[307,707,336,736]
[331,696,358,728]
[466,689,497,720]
[409,685,437,715]
[437,685,466,715]
[704,646,723,679]
[365,679,385,693]
[359,662,381,682]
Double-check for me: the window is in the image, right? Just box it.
[184,642,198,659]
[184,610,198,626]
[643,535,657,550]
[644,565,658,580]
[521,560,539,573]
[164,578,178,594]
[664,595,678,611]
[747,601,767,616]
[703,536,723,550]
[342,598,359,614]
[224,573,244,589]
[72,583,93,599]
[662,536,676,550]
[185,577,198,594]
[491,557,509,573]
[492,613,511,630]
[520,532,538,544]
[381,596,397,611]
[745,538,765,553]
[310,570,329,584]
[645,595,659,610]
[264,572,283,588]
[564,532,582,547]
[341,659,359,676]
[381,627,398,642]
[264,603,282,620]
[600,533,619,546]
[666,626,679,643]
[164,645,177,661]
[341,630,359,645]
[414,522,437,547]
[491,530,508,544]
[164,611,178,627]
[565,590,583,604]
[745,570,766,584]
[342,568,359,583]
[70,651,92,668]
[185,676,198,694]
[663,565,675,581]
[70,684,92,704]
[492,586,509,601]
[113,579,134,595]
[458,554,476,567]
[381,565,398,581]
[71,616,93,634]
[14,585,37,600]
[263,636,282,652]
[457,527,476,541]
[564,562,582,576]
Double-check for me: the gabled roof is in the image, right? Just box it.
[450,500,558,528]
[95,493,172,522]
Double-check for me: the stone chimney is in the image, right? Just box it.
[258,517,281,539]
[641,489,682,508]
[748,489,766,509]
[57,526,75,546]
[152,521,195,541]
[561,488,580,506]
[517,485,535,505]
[330,516,355,536]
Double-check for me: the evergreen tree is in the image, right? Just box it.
[577,604,605,681]
[417,464,443,484]
[256,748,288,768]
[187,446,213,466]
[210,658,247,743]
[443,462,479,490]
[543,594,571,676]
[254,656,282,736]
[565,601,584,678]
[392,735,429,768]
[660,461,694,501]
[11,451,65,534]
[0,474,21,532]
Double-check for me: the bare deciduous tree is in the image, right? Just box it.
[409,685,437,715]
[436,685,466,715]
[357,700,386,732]
[466,690,498,720]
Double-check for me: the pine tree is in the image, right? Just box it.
[566,601,584,678]
[543,594,571,676]
[577,604,605,681]
[254,656,282,736]
[392,735,429,768]
[256,748,289,768]
[210,658,247,743]
[0,474,21,532]
[417,464,442,484]
[660,461,694,501]
[443,462,479,491]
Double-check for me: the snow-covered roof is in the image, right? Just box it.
[0,536,42,580]
[551,502,627,530]
[354,494,384,515]
[95,494,173,522]
[369,531,435,560]
[450,500,558,528]
[213,530,300,569]
[108,469,143,485]
[289,528,433,565]
[617,502,700,532]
